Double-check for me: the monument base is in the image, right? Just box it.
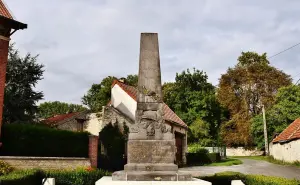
[112,171,192,181]
[97,176,212,185]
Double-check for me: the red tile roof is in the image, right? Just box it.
[111,80,188,128]
[0,0,13,19]
[43,112,81,125]
[272,118,300,143]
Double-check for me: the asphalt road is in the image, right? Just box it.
[179,158,300,180]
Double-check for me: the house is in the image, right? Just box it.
[102,80,189,165]
[43,111,88,132]
[43,80,189,165]
[270,118,300,163]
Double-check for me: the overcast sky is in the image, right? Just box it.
[6,0,300,104]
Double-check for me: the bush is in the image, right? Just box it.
[200,171,300,185]
[0,161,14,175]
[0,124,89,157]
[188,143,209,154]
[45,168,111,185]
[0,169,43,185]
[186,152,221,165]
[0,168,110,185]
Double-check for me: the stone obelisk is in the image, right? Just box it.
[112,33,191,181]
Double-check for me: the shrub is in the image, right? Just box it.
[186,152,221,165]
[188,143,209,154]
[0,168,110,185]
[44,168,111,185]
[0,161,14,175]
[200,171,300,185]
[0,123,89,157]
[0,169,43,185]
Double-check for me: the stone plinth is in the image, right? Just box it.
[126,140,176,164]
[112,171,192,181]
[97,176,212,184]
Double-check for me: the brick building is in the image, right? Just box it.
[0,0,27,138]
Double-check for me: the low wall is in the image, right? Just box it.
[0,156,91,170]
[226,147,263,156]
[270,140,300,163]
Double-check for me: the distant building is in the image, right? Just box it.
[43,80,189,165]
[270,118,300,163]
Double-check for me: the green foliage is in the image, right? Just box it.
[217,51,292,146]
[186,152,221,166]
[3,44,44,124]
[200,171,300,185]
[251,85,300,149]
[189,119,213,146]
[0,168,110,185]
[206,158,243,166]
[0,169,43,185]
[37,101,88,119]
[162,68,226,144]
[45,168,110,185]
[99,122,126,171]
[188,143,209,154]
[0,161,14,176]
[0,124,89,157]
[82,75,138,112]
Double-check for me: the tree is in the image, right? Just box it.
[217,52,292,146]
[251,85,300,149]
[37,101,88,119]
[162,68,225,145]
[82,75,138,112]
[3,44,44,124]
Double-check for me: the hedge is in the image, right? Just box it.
[186,152,221,165]
[0,170,43,185]
[0,124,89,157]
[200,171,300,185]
[0,168,110,185]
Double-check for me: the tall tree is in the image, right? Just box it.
[82,75,138,112]
[3,44,44,124]
[38,101,88,119]
[217,52,292,146]
[162,68,225,145]
[251,85,300,149]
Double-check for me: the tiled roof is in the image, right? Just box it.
[111,80,188,128]
[272,118,300,143]
[0,0,13,19]
[43,112,81,125]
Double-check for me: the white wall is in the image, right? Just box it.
[111,84,137,120]
[84,113,103,136]
[270,140,300,163]
[226,147,264,156]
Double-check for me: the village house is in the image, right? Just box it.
[270,118,300,163]
[43,79,189,165]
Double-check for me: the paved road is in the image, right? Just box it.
[179,158,300,180]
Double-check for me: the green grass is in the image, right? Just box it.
[202,158,243,166]
[232,156,300,168]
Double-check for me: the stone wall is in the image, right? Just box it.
[0,156,90,170]
[270,140,300,163]
[226,147,264,156]
[56,119,82,132]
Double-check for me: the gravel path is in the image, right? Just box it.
[179,158,300,180]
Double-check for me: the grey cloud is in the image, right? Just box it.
[6,0,300,104]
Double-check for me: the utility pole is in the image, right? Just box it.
[262,105,269,155]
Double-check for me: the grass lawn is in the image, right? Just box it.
[232,156,300,168]
[203,158,243,166]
